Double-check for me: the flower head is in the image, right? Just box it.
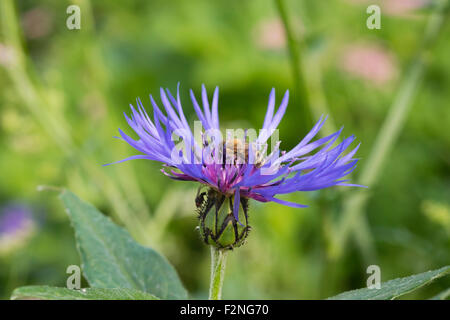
[109,85,363,248]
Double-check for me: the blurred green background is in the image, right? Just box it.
[0,0,449,299]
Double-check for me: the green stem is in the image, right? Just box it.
[303,57,338,137]
[209,246,228,300]
[274,0,313,132]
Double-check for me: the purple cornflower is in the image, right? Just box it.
[109,85,363,248]
[0,204,35,254]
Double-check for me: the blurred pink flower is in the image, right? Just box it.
[254,18,304,50]
[255,19,286,50]
[21,7,53,39]
[344,0,430,17]
[382,0,430,16]
[339,44,398,86]
[0,44,16,67]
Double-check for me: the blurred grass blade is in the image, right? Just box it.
[303,54,337,137]
[0,0,153,244]
[429,288,450,300]
[328,266,450,300]
[332,0,450,258]
[274,0,313,133]
[11,286,159,300]
[60,189,188,300]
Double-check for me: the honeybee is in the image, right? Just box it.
[224,138,249,165]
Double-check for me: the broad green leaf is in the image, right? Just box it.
[11,286,159,300]
[60,190,188,300]
[328,266,450,300]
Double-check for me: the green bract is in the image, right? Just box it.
[196,188,250,250]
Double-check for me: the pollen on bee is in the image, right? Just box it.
[224,138,249,164]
